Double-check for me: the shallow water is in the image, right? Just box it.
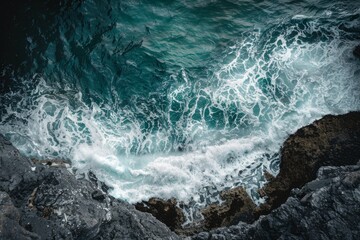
[1,0,360,223]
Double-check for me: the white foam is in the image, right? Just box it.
[1,8,360,224]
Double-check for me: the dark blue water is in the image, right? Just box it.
[1,0,360,223]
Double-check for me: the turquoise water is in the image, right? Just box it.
[1,0,360,223]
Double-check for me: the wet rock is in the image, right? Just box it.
[0,191,40,239]
[0,134,179,240]
[192,163,360,239]
[135,187,256,235]
[2,111,360,239]
[138,112,360,236]
[135,197,185,231]
[31,158,71,168]
[259,112,360,213]
[91,190,106,201]
[201,187,256,230]
[88,170,98,184]
[263,170,275,181]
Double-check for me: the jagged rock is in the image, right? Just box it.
[92,190,106,201]
[135,187,255,235]
[191,163,360,239]
[31,158,71,168]
[0,134,179,240]
[259,112,360,213]
[88,171,98,184]
[135,197,185,231]
[0,191,40,239]
[201,187,256,230]
[2,112,360,239]
[138,112,360,236]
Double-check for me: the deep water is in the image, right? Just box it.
[1,0,360,224]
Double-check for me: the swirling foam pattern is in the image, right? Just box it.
[1,0,360,223]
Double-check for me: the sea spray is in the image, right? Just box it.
[1,0,360,223]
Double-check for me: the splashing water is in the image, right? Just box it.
[1,0,360,223]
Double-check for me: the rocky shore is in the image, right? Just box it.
[0,135,179,239]
[137,112,360,236]
[191,162,360,239]
[1,112,360,239]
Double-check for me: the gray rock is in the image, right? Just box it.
[2,112,360,240]
[0,191,40,240]
[259,112,360,214]
[0,134,179,240]
[192,164,360,239]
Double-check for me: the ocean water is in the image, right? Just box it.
[1,0,360,223]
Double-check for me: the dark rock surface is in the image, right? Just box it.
[135,187,256,235]
[1,112,360,239]
[137,112,360,237]
[0,134,179,240]
[191,163,360,240]
[135,197,185,231]
[259,112,360,213]
[201,187,256,229]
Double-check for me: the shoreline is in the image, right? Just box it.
[1,111,360,239]
[136,112,360,236]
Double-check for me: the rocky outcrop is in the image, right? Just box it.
[0,134,179,240]
[191,163,360,239]
[137,112,360,236]
[135,198,185,231]
[201,187,256,230]
[1,112,360,239]
[135,187,256,235]
[259,112,360,214]
[135,187,257,235]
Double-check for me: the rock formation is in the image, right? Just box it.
[135,198,185,231]
[191,163,360,239]
[1,112,360,239]
[259,112,360,214]
[0,134,179,240]
[137,112,360,237]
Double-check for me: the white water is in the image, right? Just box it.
[1,12,360,223]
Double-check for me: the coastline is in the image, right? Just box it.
[1,112,360,239]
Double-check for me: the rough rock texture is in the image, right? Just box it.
[0,191,40,240]
[135,187,256,235]
[259,112,360,213]
[0,134,179,240]
[201,187,256,229]
[1,112,360,239]
[191,163,360,239]
[135,198,185,231]
[137,112,360,236]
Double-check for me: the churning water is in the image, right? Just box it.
[1,0,360,223]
